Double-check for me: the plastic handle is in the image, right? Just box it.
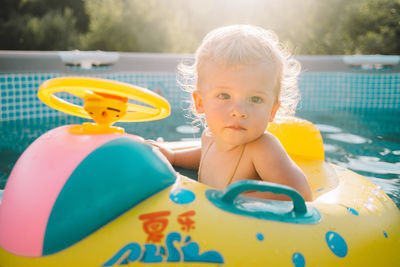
[220,180,307,214]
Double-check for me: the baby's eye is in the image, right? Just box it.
[250,96,264,103]
[217,93,230,100]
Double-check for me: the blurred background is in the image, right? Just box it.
[1,0,399,54]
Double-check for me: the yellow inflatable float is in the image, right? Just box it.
[0,77,399,267]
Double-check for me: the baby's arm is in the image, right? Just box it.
[249,134,313,201]
[172,146,201,169]
[146,140,201,170]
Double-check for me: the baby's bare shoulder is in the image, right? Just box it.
[246,132,288,163]
[248,132,282,151]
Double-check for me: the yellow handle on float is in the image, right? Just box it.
[38,77,170,122]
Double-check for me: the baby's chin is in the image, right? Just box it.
[220,134,262,147]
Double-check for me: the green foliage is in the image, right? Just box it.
[343,0,400,54]
[27,8,80,50]
[0,0,399,54]
[82,0,165,51]
[0,0,87,50]
[80,0,197,52]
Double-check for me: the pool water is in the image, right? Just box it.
[1,110,399,208]
[297,109,400,207]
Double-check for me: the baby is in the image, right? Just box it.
[149,25,312,201]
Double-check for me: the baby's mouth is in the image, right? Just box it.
[226,125,246,131]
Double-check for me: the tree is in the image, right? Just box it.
[0,0,88,50]
[0,0,399,54]
[343,0,400,54]
[81,0,197,52]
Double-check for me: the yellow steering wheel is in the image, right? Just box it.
[38,77,171,134]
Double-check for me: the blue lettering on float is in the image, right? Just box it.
[166,232,181,262]
[103,243,142,266]
[103,232,224,266]
[141,244,164,263]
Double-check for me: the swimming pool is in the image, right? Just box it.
[0,52,399,208]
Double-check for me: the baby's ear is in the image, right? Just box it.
[269,102,280,122]
[193,91,204,113]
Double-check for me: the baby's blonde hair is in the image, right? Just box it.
[178,24,301,126]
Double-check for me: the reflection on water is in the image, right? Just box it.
[315,124,342,133]
[298,109,400,208]
[342,156,400,175]
[325,133,371,144]
[323,143,340,153]
[176,125,200,134]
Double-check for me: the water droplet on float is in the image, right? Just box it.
[256,233,264,241]
[364,201,376,212]
[292,252,305,267]
[169,188,196,204]
[346,207,359,215]
[383,231,388,238]
[325,231,348,258]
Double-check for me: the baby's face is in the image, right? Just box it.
[195,60,280,147]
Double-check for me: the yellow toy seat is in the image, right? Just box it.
[267,116,324,161]
[267,117,338,199]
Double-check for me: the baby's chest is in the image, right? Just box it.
[200,151,258,189]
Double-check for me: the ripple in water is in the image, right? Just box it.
[176,125,200,134]
[342,156,400,175]
[316,124,342,133]
[323,143,340,153]
[326,133,371,144]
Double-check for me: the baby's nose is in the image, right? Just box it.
[230,105,247,118]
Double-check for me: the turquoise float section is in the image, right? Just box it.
[43,138,177,255]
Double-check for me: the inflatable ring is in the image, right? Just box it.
[38,77,170,122]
